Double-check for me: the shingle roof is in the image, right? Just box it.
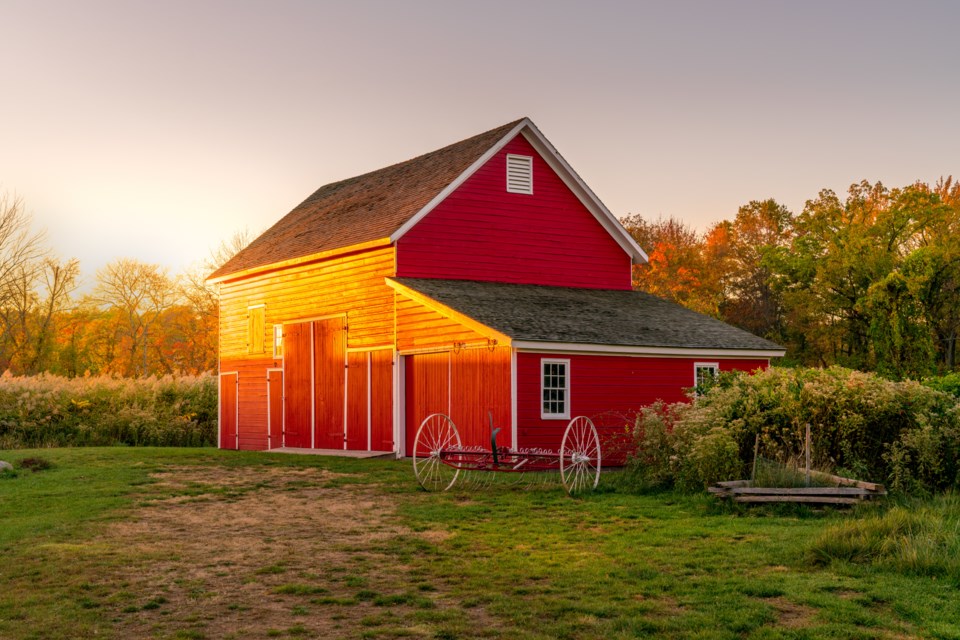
[209,119,525,280]
[390,278,785,353]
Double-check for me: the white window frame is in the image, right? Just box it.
[540,358,570,420]
[506,154,533,194]
[272,324,284,359]
[693,362,719,397]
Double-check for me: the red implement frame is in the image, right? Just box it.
[412,413,601,495]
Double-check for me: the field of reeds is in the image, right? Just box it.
[0,373,217,448]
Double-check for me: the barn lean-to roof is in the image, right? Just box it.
[208,118,647,282]
[388,278,786,356]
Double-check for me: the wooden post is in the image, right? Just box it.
[805,423,811,487]
[751,433,760,485]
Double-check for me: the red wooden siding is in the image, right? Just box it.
[516,353,769,450]
[267,369,283,449]
[396,135,632,290]
[370,350,394,451]
[314,317,346,449]
[219,372,238,450]
[283,321,312,448]
[395,294,492,353]
[218,246,395,451]
[404,352,450,454]
[403,347,511,454]
[347,351,368,450]
[450,347,512,449]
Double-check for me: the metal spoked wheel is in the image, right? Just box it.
[412,413,462,491]
[560,416,602,495]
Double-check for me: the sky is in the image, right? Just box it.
[1,0,958,287]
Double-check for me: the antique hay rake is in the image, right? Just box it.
[411,413,602,495]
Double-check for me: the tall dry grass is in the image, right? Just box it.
[0,373,217,448]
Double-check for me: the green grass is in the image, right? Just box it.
[0,447,959,639]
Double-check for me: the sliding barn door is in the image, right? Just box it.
[283,322,312,448]
[219,372,238,450]
[313,317,346,449]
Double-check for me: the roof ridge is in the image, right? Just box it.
[209,118,528,281]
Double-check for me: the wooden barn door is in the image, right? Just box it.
[404,352,450,455]
[370,350,394,452]
[266,369,283,450]
[313,317,346,449]
[219,372,238,450]
[283,321,312,448]
[450,347,512,449]
[346,352,368,450]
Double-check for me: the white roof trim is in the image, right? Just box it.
[390,119,529,243]
[513,340,784,359]
[389,118,648,265]
[518,122,648,265]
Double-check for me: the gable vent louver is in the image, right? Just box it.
[506,154,533,194]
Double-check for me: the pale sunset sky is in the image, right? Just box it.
[1,0,958,286]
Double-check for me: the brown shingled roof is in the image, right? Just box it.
[208,119,525,280]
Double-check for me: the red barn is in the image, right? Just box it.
[208,118,784,455]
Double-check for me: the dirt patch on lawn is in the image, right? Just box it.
[98,465,499,639]
[769,597,817,629]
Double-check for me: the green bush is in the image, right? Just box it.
[0,373,217,448]
[924,372,960,398]
[627,366,960,494]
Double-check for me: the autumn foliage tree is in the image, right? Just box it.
[623,177,960,378]
[0,190,249,377]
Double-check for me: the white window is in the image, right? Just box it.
[273,324,284,359]
[541,358,570,419]
[694,362,719,396]
[506,154,533,194]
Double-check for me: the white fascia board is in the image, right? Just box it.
[390,119,531,243]
[513,340,785,359]
[518,123,649,265]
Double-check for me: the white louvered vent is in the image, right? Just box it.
[506,154,533,194]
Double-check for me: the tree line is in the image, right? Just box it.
[0,192,248,377]
[4,175,958,380]
[622,177,960,379]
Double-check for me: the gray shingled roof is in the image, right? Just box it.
[391,278,785,353]
[209,119,524,280]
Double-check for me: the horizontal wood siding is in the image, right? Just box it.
[516,353,769,450]
[395,295,490,353]
[397,135,631,290]
[217,247,395,451]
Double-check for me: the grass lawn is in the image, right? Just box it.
[0,447,958,639]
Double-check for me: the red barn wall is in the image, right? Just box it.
[396,135,632,290]
[404,346,512,454]
[218,246,395,450]
[516,352,768,450]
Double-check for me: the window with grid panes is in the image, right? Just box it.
[694,363,719,397]
[541,359,570,419]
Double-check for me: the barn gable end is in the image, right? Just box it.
[396,134,633,289]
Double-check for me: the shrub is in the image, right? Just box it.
[924,372,960,398]
[627,366,960,494]
[0,373,217,449]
